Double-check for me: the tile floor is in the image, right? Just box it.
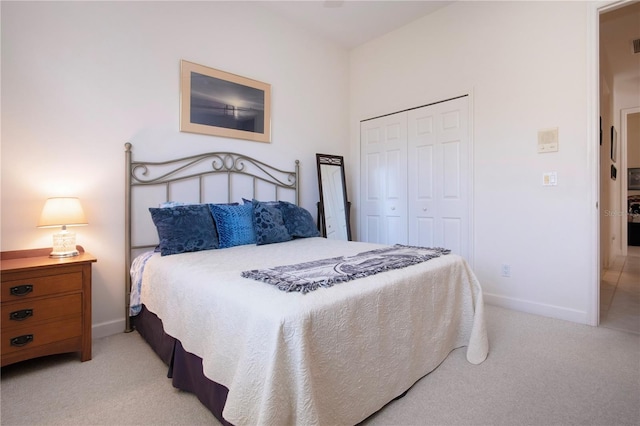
[600,245,640,334]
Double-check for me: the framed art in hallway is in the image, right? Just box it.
[629,168,640,190]
[599,116,602,145]
[610,125,617,162]
[180,60,271,143]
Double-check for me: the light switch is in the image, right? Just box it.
[543,172,557,186]
[538,128,559,153]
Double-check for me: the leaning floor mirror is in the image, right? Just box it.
[316,153,352,241]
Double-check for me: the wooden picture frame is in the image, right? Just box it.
[180,60,271,143]
[610,125,617,162]
[629,168,640,190]
[599,116,602,146]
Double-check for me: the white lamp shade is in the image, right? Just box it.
[37,197,88,228]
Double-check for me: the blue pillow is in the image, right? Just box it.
[278,201,320,238]
[149,204,218,256]
[252,199,292,246]
[209,203,256,248]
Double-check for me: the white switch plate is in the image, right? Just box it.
[538,128,559,153]
[543,172,557,186]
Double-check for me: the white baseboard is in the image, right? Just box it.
[484,292,589,325]
[92,318,127,339]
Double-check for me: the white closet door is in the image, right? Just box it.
[408,96,469,260]
[360,112,408,245]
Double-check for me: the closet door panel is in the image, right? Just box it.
[442,140,461,199]
[361,150,382,243]
[416,217,435,247]
[360,112,408,244]
[409,97,469,260]
[410,143,435,247]
[365,216,381,244]
[438,99,469,260]
[442,217,462,255]
[408,107,437,248]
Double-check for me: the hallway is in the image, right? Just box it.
[600,246,640,334]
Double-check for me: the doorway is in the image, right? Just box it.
[597,1,640,333]
[600,108,640,335]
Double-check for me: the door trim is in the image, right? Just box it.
[361,95,469,123]
[588,0,627,326]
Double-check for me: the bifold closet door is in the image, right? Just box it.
[360,96,470,261]
[407,96,469,260]
[360,112,408,245]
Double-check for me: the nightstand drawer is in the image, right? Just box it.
[1,294,82,331]
[1,316,82,357]
[1,270,83,302]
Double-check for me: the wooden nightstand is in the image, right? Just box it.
[0,246,96,367]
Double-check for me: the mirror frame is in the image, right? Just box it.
[316,153,352,241]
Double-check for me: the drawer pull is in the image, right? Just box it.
[10,334,34,347]
[9,309,33,321]
[10,285,33,297]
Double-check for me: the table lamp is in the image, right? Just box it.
[37,197,88,257]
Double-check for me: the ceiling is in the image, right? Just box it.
[261,1,639,83]
[600,1,640,83]
[261,1,453,49]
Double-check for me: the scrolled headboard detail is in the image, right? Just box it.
[124,142,300,331]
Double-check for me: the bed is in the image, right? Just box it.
[124,143,489,426]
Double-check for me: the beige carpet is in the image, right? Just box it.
[600,245,640,335]
[1,305,639,425]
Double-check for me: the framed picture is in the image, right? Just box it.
[599,116,602,146]
[610,125,617,162]
[611,165,617,180]
[180,60,271,143]
[629,168,640,190]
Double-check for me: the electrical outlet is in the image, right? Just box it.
[501,264,511,277]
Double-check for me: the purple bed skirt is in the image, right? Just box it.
[132,305,233,426]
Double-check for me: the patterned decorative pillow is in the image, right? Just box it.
[209,203,257,248]
[149,204,218,256]
[278,201,320,238]
[252,199,292,246]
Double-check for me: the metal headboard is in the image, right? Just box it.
[124,142,299,331]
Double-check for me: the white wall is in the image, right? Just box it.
[349,1,593,323]
[1,1,350,337]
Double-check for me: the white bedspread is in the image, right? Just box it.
[140,237,489,426]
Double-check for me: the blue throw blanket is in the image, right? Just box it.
[242,244,450,293]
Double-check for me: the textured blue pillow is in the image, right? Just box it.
[209,203,256,248]
[149,204,218,256]
[252,199,292,246]
[278,201,320,238]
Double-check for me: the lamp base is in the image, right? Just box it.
[49,249,80,258]
[50,230,79,258]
